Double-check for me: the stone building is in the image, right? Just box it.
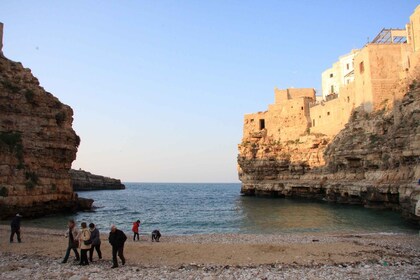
[0,22,3,54]
[243,5,420,140]
[243,88,315,142]
[321,49,359,100]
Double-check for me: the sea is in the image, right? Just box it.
[21,183,418,235]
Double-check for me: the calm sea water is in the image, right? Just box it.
[22,183,417,235]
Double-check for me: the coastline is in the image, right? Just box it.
[1,226,419,279]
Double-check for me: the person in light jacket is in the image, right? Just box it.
[88,223,102,262]
[78,222,91,266]
[62,219,80,263]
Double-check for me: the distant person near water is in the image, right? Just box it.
[109,225,127,268]
[78,222,92,266]
[62,219,80,263]
[10,213,22,243]
[89,223,102,262]
[151,229,161,242]
[132,220,141,241]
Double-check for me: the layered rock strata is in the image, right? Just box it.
[70,169,125,191]
[238,87,420,225]
[0,38,86,218]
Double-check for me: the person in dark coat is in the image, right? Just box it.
[108,225,127,268]
[10,214,22,243]
[89,223,102,262]
[151,229,161,242]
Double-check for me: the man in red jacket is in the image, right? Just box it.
[132,220,140,241]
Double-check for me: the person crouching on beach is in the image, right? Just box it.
[132,220,140,241]
[109,225,127,268]
[62,219,80,263]
[78,222,92,266]
[10,213,22,243]
[89,223,102,262]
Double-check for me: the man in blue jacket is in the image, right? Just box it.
[89,223,102,262]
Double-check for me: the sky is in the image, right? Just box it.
[0,1,418,182]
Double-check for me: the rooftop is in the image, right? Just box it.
[371,28,407,44]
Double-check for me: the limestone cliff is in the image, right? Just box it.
[0,48,82,218]
[238,6,420,225]
[70,169,125,191]
[238,86,420,224]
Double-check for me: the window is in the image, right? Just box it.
[301,106,304,110]
[347,96,350,103]
[359,61,364,73]
[312,119,315,126]
[259,119,265,130]
[330,73,333,78]
[330,85,334,93]
[327,112,330,116]
[346,63,349,70]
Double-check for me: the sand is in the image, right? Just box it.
[0,225,419,279]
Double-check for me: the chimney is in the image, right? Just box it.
[0,22,3,53]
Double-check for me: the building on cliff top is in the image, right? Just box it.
[243,5,420,142]
[321,49,360,101]
[0,22,3,54]
[243,88,315,142]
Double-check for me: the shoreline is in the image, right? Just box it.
[1,226,419,279]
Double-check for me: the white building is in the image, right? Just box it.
[321,49,359,100]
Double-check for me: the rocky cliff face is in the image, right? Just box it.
[70,169,125,191]
[238,86,420,225]
[0,52,82,219]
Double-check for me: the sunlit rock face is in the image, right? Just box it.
[0,47,81,218]
[238,6,420,225]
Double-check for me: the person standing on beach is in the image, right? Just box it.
[78,222,92,266]
[132,220,140,241]
[89,223,102,262]
[108,225,127,268]
[62,219,80,263]
[10,213,22,243]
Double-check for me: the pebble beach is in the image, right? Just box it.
[1,226,419,279]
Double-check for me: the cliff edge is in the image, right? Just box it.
[238,86,420,224]
[70,169,125,191]
[0,27,85,218]
[238,7,420,225]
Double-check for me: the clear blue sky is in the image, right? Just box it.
[0,1,418,182]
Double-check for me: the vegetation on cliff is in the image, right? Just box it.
[0,53,82,218]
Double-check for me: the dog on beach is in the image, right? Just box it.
[151,229,161,242]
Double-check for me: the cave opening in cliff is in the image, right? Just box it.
[259,119,265,130]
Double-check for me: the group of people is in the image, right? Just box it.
[10,215,161,269]
[63,219,127,269]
